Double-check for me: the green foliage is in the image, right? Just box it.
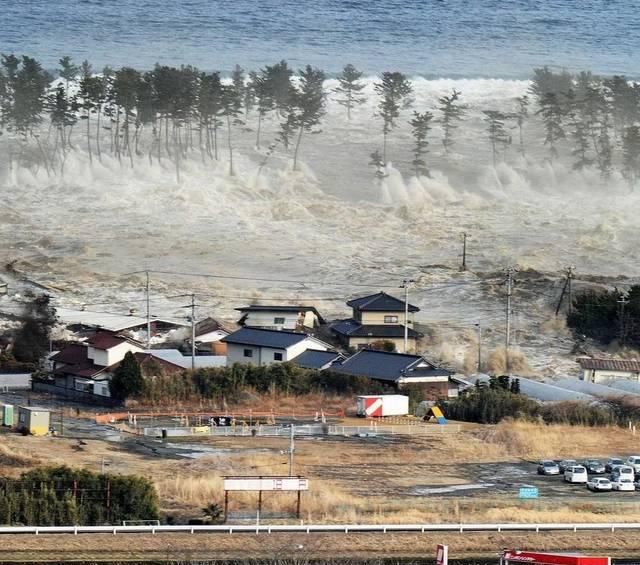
[440,386,616,426]
[333,63,366,120]
[109,351,144,401]
[12,292,56,365]
[622,125,640,189]
[438,89,465,154]
[483,110,512,166]
[374,71,413,162]
[142,362,386,404]
[409,110,433,177]
[0,466,158,526]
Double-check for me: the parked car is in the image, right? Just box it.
[611,477,635,491]
[587,477,612,491]
[537,460,560,475]
[611,465,635,481]
[605,457,625,472]
[564,466,588,484]
[559,459,579,473]
[627,456,640,474]
[583,460,606,474]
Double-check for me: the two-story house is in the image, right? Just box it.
[221,327,331,367]
[330,292,422,353]
[235,305,324,331]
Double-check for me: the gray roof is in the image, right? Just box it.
[331,319,421,338]
[332,350,450,382]
[292,350,344,370]
[144,349,227,369]
[221,327,310,349]
[346,292,419,313]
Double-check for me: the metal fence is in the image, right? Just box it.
[0,522,639,536]
[141,423,461,438]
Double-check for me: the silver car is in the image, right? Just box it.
[537,460,560,475]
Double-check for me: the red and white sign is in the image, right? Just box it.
[224,477,309,491]
[365,397,384,417]
[436,544,449,565]
[503,550,610,565]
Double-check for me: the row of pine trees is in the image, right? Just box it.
[1,56,640,185]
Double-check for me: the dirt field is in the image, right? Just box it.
[2,416,640,526]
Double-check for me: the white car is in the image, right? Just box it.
[564,466,588,484]
[611,465,635,481]
[627,456,640,474]
[611,477,635,491]
[587,477,612,491]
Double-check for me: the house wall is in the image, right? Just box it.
[226,338,328,367]
[240,311,302,330]
[93,380,111,397]
[348,336,417,354]
[585,369,640,383]
[357,311,415,326]
[196,330,229,343]
[87,342,143,367]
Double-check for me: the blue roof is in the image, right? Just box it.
[347,292,419,313]
[331,319,421,338]
[293,350,344,370]
[221,327,310,349]
[333,350,450,382]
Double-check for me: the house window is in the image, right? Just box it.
[274,317,285,325]
[384,315,398,323]
[274,352,283,361]
[243,349,253,358]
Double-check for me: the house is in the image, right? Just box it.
[193,317,232,355]
[48,331,182,399]
[235,305,325,331]
[146,349,227,370]
[292,350,345,370]
[330,349,459,399]
[56,307,188,342]
[578,357,640,383]
[221,327,331,367]
[330,292,422,353]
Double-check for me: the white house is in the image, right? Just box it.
[221,327,330,367]
[235,305,324,331]
[578,357,640,383]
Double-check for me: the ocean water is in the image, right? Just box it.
[2,0,639,77]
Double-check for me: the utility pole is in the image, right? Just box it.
[401,279,415,353]
[461,232,468,271]
[190,294,196,371]
[145,271,151,348]
[567,265,574,315]
[288,424,295,476]
[475,322,482,373]
[505,267,516,375]
[618,295,629,345]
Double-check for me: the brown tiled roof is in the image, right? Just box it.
[87,331,142,351]
[578,358,640,372]
[51,344,88,365]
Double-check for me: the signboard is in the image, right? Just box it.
[224,477,309,491]
[518,487,539,499]
[436,544,449,565]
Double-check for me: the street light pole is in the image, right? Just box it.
[401,279,415,353]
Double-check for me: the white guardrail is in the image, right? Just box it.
[0,523,639,535]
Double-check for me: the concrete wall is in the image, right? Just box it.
[32,381,119,406]
[358,311,415,326]
[87,341,143,367]
[347,336,417,354]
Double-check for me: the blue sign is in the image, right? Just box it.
[519,487,539,499]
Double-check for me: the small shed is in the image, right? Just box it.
[1,404,14,427]
[17,406,51,436]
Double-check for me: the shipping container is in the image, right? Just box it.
[356,395,409,417]
[1,404,13,427]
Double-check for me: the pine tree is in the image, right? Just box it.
[374,71,413,163]
[291,65,326,170]
[438,89,465,155]
[109,351,144,402]
[536,92,565,160]
[333,63,366,120]
[483,110,511,166]
[622,125,640,190]
[409,111,433,177]
[248,70,273,148]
